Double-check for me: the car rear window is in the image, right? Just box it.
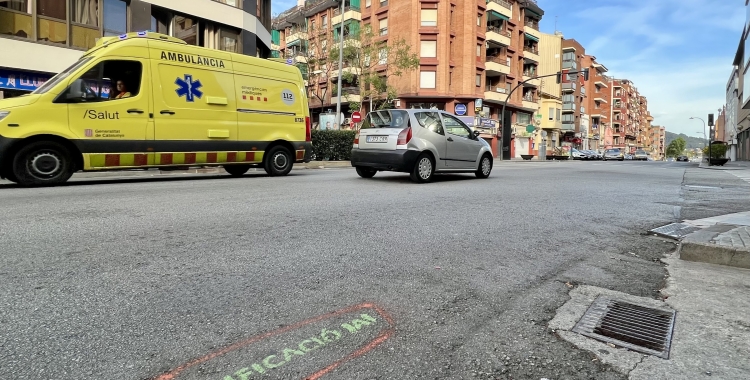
[605,149,620,153]
[360,110,410,129]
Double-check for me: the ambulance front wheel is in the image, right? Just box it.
[264,146,293,176]
[223,164,251,177]
[12,141,74,187]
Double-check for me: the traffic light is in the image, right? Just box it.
[582,68,589,81]
[556,72,561,84]
[708,113,714,126]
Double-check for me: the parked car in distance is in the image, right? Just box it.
[603,148,624,161]
[633,149,648,161]
[350,109,494,183]
[571,148,587,160]
[676,155,689,162]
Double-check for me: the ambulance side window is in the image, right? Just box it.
[59,60,142,103]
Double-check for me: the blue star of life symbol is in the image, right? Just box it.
[175,74,203,102]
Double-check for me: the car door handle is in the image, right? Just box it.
[160,110,175,115]
[447,137,454,142]
[127,109,144,114]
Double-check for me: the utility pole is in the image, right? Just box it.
[708,113,714,166]
[334,0,346,130]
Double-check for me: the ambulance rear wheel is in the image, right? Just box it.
[12,141,74,187]
[264,146,293,176]
[223,164,250,177]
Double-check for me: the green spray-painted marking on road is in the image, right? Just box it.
[223,314,378,380]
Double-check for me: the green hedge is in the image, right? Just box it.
[311,130,357,161]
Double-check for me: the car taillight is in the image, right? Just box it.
[305,116,311,142]
[397,127,412,145]
[354,132,359,145]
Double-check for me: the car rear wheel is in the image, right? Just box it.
[224,164,251,177]
[475,154,492,179]
[355,167,377,178]
[12,141,74,187]
[263,146,294,176]
[410,153,434,183]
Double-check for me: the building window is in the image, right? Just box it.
[379,17,387,35]
[174,14,199,45]
[475,73,481,87]
[517,112,531,125]
[150,6,170,34]
[103,0,127,37]
[0,0,32,39]
[421,8,437,27]
[366,0,371,7]
[476,44,481,57]
[562,114,574,122]
[420,71,436,89]
[219,28,239,52]
[477,14,482,26]
[449,69,453,86]
[548,107,554,120]
[70,0,100,49]
[213,0,238,6]
[322,15,328,29]
[556,108,561,120]
[450,5,454,27]
[378,48,387,64]
[420,40,436,58]
[37,0,67,44]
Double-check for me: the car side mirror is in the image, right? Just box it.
[473,130,481,137]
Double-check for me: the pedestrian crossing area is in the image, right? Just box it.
[729,170,750,184]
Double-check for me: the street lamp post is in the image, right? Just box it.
[689,116,706,163]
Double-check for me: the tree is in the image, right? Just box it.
[703,143,727,159]
[331,23,419,112]
[290,24,338,114]
[665,137,686,157]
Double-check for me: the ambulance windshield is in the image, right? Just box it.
[32,57,94,95]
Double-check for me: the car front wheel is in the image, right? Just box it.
[475,154,492,179]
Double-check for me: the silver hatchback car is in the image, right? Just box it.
[350,109,494,183]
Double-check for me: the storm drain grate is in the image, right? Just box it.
[572,296,676,359]
[649,222,702,240]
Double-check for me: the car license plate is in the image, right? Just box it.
[366,136,388,143]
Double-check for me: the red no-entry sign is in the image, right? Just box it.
[351,111,362,123]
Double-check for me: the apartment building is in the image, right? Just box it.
[649,125,665,160]
[731,0,750,161]
[272,0,546,158]
[531,31,562,156]
[0,0,272,99]
[583,56,610,151]
[610,79,643,154]
[560,39,588,150]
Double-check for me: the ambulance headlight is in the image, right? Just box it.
[0,111,9,122]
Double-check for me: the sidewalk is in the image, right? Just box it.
[698,160,748,170]
[550,209,750,379]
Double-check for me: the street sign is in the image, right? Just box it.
[351,111,362,123]
[526,125,535,133]
[285,58,293,65]
[455,103,467,116]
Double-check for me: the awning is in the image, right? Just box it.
[525,8,543,20]
[488,10,509,22]
[524,33,539,42]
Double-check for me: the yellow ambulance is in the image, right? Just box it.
[0,32,311,187]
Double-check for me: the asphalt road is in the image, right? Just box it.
[0,160,738,380]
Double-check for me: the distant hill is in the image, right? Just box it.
[665,131,707,150]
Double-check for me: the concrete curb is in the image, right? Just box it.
[697,162,747,170]
[679,241,750,269]
[677,224,750,269]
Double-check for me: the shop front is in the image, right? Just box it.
[0,68,52,99]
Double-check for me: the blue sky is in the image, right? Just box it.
[271,0,744,136]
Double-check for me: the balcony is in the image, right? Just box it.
[486,25,512,46]
[595,79,608,88]
[522,46,540,62]
[285,29,307,45]
[522,95,539,111]
[485,55,511,75]
[484,84,511,103]
[561,120,575,131]
[593,96,607,103]
[562,102,575,112]
[562,82,576,92]
[332,6,362,25]
[562,60,577,70]
[580,87,586,96]
[486,0,513,19]
[330,86,361,104]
